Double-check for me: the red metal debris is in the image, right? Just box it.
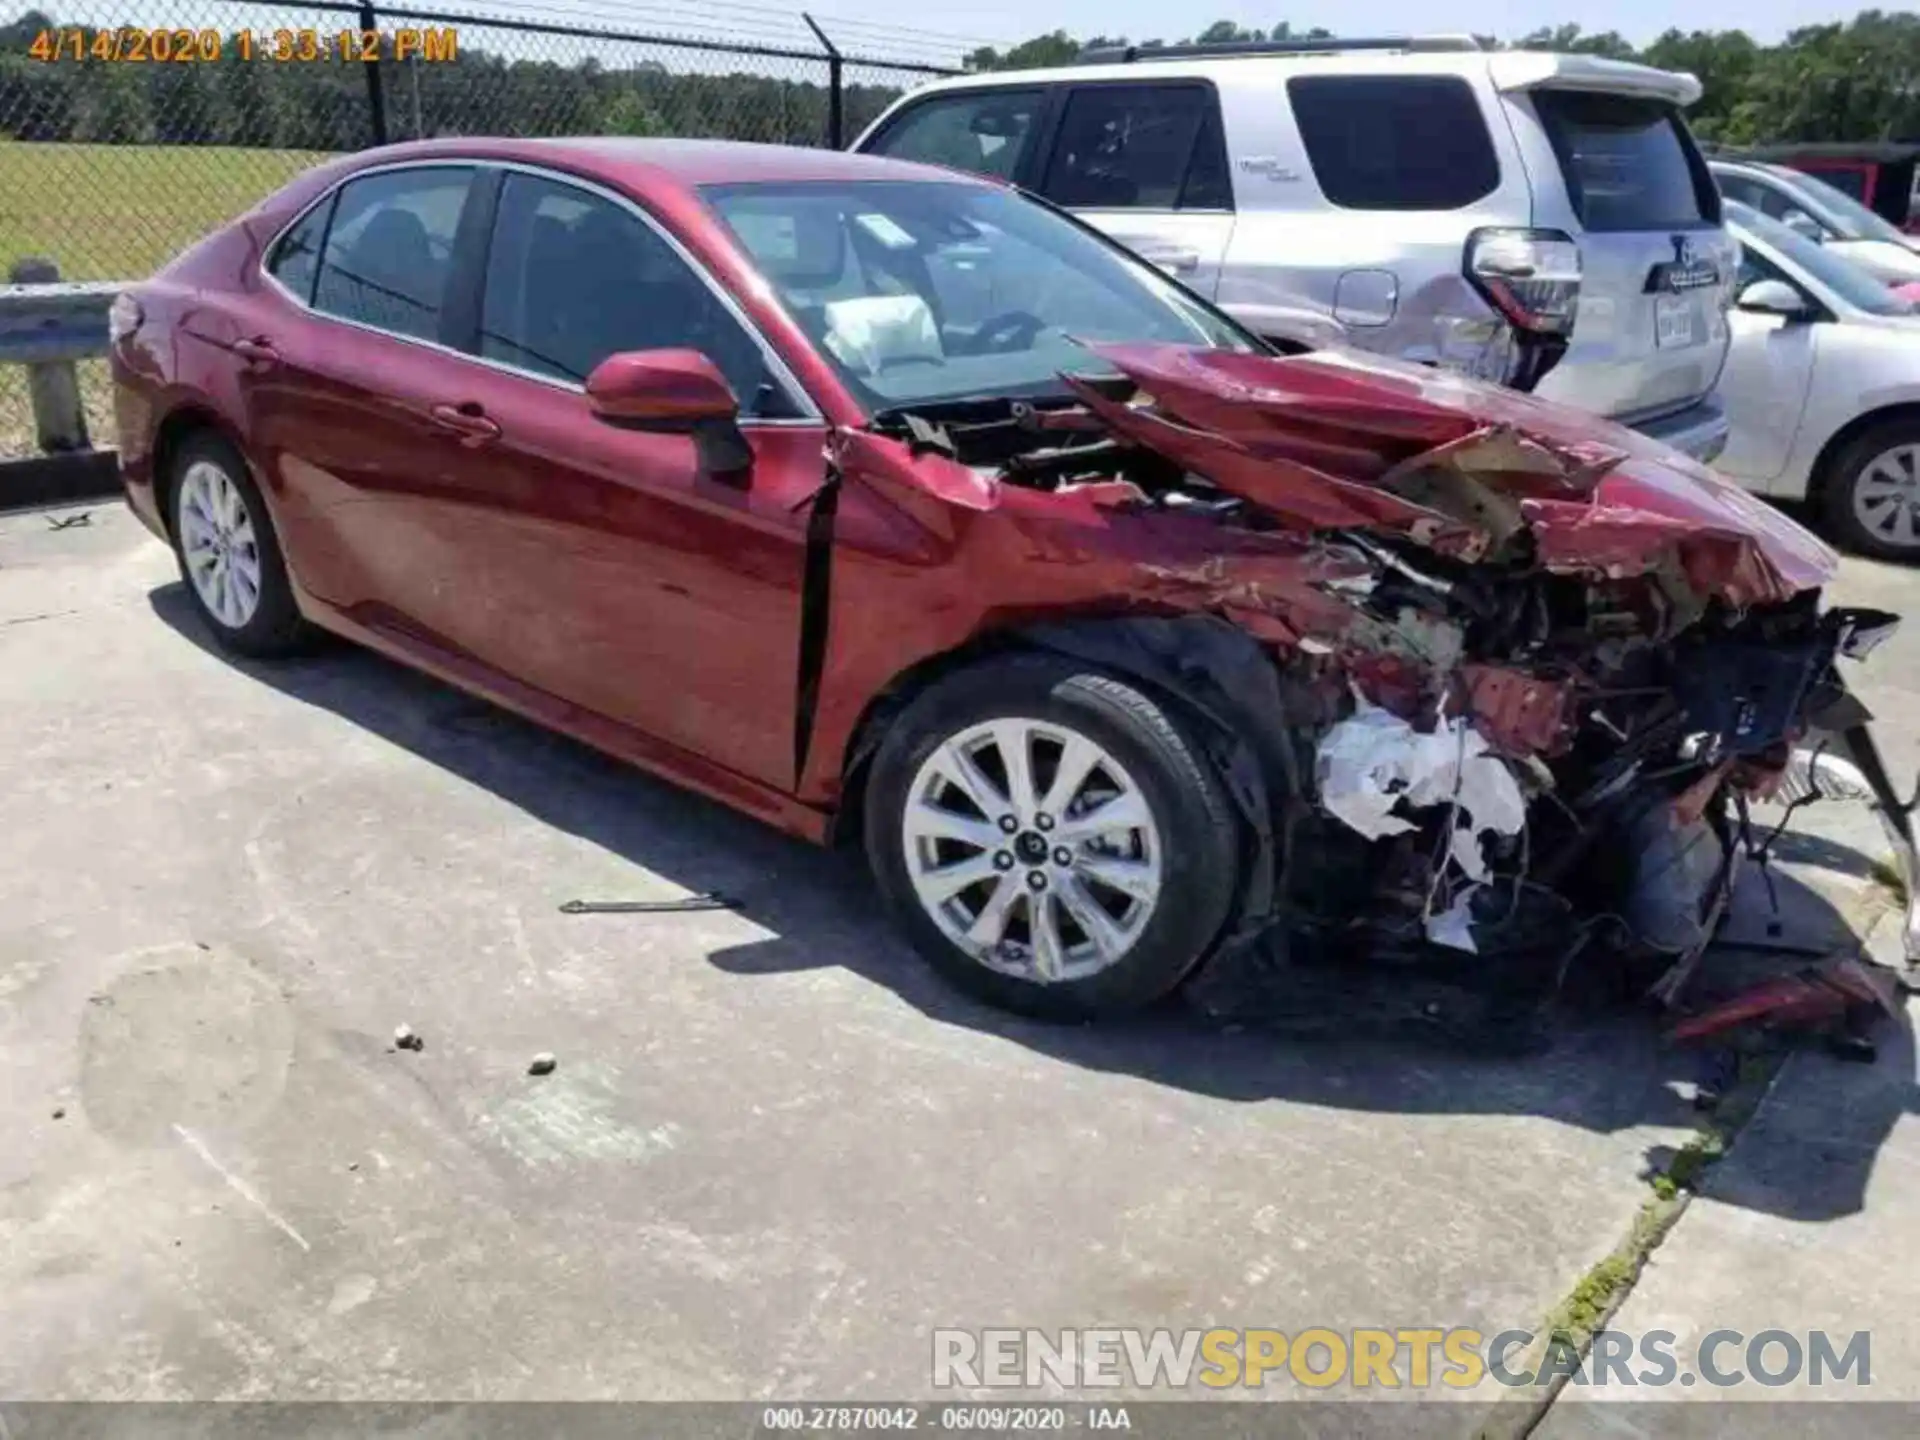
[1083,343,1839,608]
[1668,956,1901,1043]
[1452,665,1577,758]
[1061,375,1491,559]
[802,344,1846,804]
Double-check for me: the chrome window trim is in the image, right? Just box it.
[257,154,826,427]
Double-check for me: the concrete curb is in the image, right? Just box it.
[0,451,122,514]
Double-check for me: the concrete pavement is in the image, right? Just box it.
[0,499,1915,1419]
[1538,547,1920,1431]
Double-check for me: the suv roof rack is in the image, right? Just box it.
[1076,35,1485,64]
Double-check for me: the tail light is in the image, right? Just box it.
[108,293,143,343]
[1464,228,1581,336]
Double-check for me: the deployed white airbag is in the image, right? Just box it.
[1314,696,1528,952]
[821,294,943,377]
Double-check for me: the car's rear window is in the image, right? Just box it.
[1533,90,1715,232]
[1286,75,1501,211]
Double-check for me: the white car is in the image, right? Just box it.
[1712,159,1920,292]
[1717,199,1920,561]
[854,38,1739,462]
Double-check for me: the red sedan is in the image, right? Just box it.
[111,138,1917,1024]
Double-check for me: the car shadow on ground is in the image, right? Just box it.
[150,582,1918,1223]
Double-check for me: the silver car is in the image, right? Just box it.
[1711,157,1920,291]
[854,35,1739,461]
[1717,199,1920,560]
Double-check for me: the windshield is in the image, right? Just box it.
[702,179,1252,412]
[1726,200,1914,316]
[1784,168,1914,246]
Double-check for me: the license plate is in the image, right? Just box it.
[1655,294,1694,349]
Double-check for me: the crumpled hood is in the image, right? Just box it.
[1073,343,1838,608]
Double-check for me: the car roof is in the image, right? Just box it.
[347,136,988,192]
[1745,142,1920,165]
[1711,158,1805,182]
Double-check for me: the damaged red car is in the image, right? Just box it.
[111,139,1920,1023]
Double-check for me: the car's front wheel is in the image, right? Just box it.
[865,654,1240,1020]
[1822,418,1920,562]
[168,432,311,657]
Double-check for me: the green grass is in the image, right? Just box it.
[0,141,331,283]
[1473,1047,1788,1439]
[1869,853,1909,903]
[0,359,115,459]
[0,141,331,456]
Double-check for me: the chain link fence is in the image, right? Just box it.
[0,0,961,456]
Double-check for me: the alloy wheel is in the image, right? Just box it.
[177,459,263,630]
[900,717,1164,984]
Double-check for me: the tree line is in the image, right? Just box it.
[2,8,1915,152]
[0,8,908,150]
[963,13,1920,145]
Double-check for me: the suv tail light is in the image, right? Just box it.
[108,293,143,343]
[1464,228,1581,336]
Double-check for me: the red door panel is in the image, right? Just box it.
[374,360,827,792]
[239,310,486,619]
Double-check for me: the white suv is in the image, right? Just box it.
[853,36,1739,461]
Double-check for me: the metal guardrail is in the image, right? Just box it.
[0,281,120,366]
[0,264,125,510]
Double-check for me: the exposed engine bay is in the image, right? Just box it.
[863,342,1920,1034]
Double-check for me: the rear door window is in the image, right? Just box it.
[1286,76,1500,211]
[267,198,332,304]
[863,89,1045,182]
[1532,90,1714,232]
[1735,177,1808,225]
[313,166,474,342]
[1040,84,1233,211]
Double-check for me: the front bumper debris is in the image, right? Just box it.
[852,344,1908,1047]
[1773,721,1920,971]
[1668,953,1901,1045]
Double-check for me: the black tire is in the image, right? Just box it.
[864,652,1240,1020]
[167,431,312,657]
[1820,417,1920,563]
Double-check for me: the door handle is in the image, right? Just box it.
[1125,243,1201,275]
[429,402,501,445]
[232,335,279,367]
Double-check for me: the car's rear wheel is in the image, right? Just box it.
[864,654,1239,1020]
[1822,419,1920,562]
[168,433,311,657]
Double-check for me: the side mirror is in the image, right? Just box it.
[1736,278,1816,320]
[586,348,738,425]
[1782,211,1825,243]
[586,349,752,476]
